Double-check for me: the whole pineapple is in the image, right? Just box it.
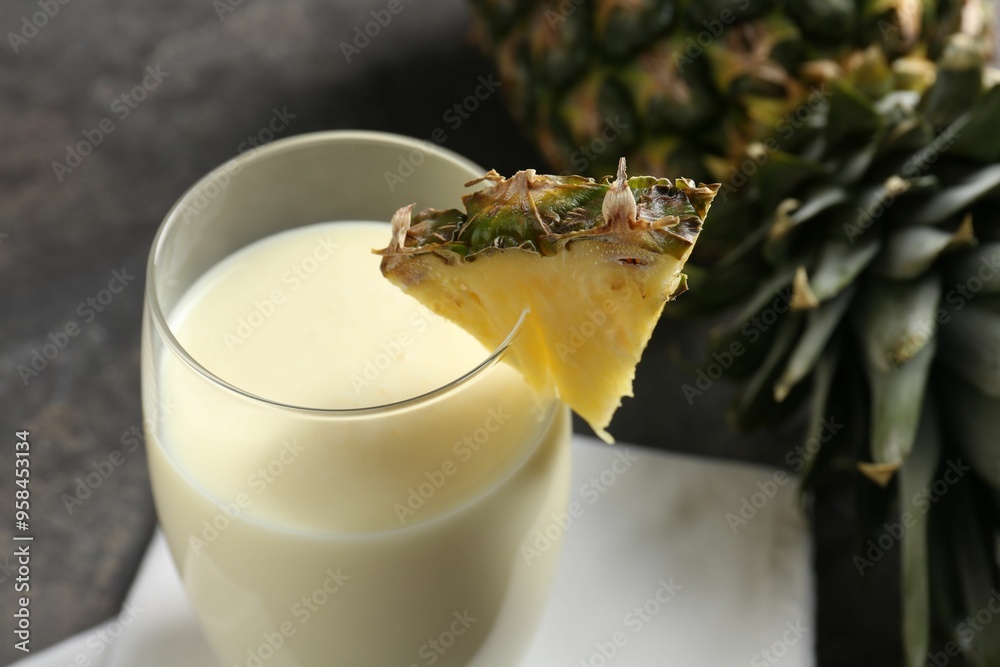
[687,36,1000,666]
[471,1,1000,665]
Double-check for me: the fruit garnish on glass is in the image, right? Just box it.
[379,158,720,442]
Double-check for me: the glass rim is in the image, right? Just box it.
[146,130,528,416]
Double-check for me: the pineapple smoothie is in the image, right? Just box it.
[146,221,571,667]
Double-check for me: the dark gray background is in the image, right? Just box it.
[0,1,928,665]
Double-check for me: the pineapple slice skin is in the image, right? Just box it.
[379,160,718,442]
[383,162,717,263]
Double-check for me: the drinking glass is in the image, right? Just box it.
[141,131,572,667]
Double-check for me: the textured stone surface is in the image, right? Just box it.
[0,0,912,664]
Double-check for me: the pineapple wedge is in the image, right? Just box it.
[379,159,718,442]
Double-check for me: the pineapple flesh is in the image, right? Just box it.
[379,159,718,442]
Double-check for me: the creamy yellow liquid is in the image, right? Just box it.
[145,222,571,667]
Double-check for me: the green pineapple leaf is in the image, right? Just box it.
[938,300,1000,399]
[939,370,1000,489]
[797,340,842,491]
[910,163,1000,226]
[853,276,941,474]
[825,78,882,149]
[949,478,1000,664]
[948,83,1000,162]
[945,244,1000,295]
[899,402,940,667]
[774,285,855,401]
[755,151,828,211]
[873,226,973,281]
[729,313,804,432]
[808,232,880,301]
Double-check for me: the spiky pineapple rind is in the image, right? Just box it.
[378,160,720,275]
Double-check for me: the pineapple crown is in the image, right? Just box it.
[472,0,992,183]
[679,33,1000,667]
[471,1,999,662]
[688,34,1000,439]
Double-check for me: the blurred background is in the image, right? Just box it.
[7,1,995,665]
